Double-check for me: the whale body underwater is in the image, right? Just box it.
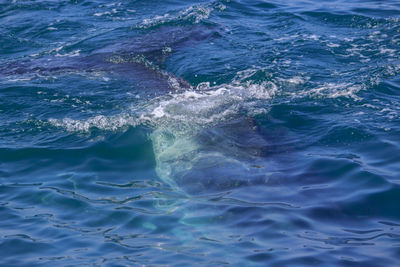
[2,26,275,196]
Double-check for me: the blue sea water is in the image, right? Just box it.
[1,0,400,266]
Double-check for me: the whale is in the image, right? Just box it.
[1,25,274,196]
[0,25,216,96]
[151,116,272,196]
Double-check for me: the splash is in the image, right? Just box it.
[48,69,278,193]
[48,66,374,194]
[141,78,276,193]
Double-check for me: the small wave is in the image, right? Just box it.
[137,5,213,29]
[93,9,117,17]
[55,49,80,57]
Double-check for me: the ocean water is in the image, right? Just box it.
[1,0,400,266]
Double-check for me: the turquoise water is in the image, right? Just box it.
[1,0,400,266]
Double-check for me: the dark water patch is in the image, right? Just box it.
[352,7,400,18]
[375,78,400,97]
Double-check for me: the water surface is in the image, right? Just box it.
[1,0,400,266]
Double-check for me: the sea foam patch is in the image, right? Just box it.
[138,4,213,29]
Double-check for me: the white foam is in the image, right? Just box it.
[94,12,111,16]
[7,77,34,82]
[138,5,212,29]
[307,34,319,41]
[277,76,308,85]
[141,80,276,128]
[55,49,80,57]
[380,48,396,55]
[301,82,362,100]
[215,3,226,11]
[94,8,117,17]
[327,43,340,48]
[287,76,307,84]
[49,114,139,132]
